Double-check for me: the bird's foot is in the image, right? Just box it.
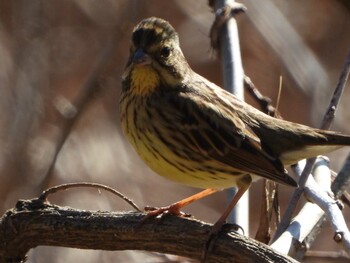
[143,204,191,219]
[201,221,243,263]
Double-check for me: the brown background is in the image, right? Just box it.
[0,0,349,262]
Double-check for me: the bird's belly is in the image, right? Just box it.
[129,131,243,189]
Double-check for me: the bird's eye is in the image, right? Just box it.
[160,46,171,58]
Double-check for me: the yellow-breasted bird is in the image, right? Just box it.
[120,16,350,250]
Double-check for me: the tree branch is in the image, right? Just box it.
[274,47,350,241]
[271,158,350,256]
[209,0,248,234]
[0,198,298,263]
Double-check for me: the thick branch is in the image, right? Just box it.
[0,199,297,263]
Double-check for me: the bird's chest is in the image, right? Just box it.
[120,94,159,159]
[130,66,160,96]
[120,95,179,170]
[121,94,148,142]
[120,93,244,189]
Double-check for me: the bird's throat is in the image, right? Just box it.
[130,65,160,96]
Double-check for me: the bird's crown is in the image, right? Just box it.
[132,17,179,48]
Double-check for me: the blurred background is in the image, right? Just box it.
[0,0,349,262]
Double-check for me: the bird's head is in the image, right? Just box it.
[123,17,191,95]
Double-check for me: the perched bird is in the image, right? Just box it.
[120,16,350,252]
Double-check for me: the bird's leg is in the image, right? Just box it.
[144,188,218,218]
[201,175,252,263]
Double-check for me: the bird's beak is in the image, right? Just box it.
[133,49,152,66]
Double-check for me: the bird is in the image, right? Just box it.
[120,16,350,259]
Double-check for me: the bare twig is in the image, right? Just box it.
[209,0,247,233]
[38,182,141,212]
[255,180,278,244]
[301,153,350,258]
[244,75,281,117]
[272,157,350,256]
[209,1,246,51]
[340,191,350,207]
[301,159,350,254]
[274,47,350,241]
[271,153,350,259]
[275,76,283,113]
[243,77,284,243]
[244,55,350,257]
[210,0,245,96]
[332,152,350,199]
[321,48,350,129]
[273,157,316,241]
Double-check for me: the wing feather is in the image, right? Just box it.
[155,84,297,187]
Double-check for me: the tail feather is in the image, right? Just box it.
[318,130,350,146]
[280,130,350,165]
[280,145,342,165]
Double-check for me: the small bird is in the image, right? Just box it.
[120,16,350,256]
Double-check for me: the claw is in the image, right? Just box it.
[201,222,243,262]
[201,221,224,263]
[143,205,191,219]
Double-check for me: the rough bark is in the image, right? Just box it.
[0,199,297,263]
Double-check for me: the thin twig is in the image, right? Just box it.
[244,77,281,243]
[332,152,350,199]
[303,154,350,259]
[210,0,247,232]
[274,47,350,241]
[244,75,281,117]
[271,158,332,255]
[209,2,246,52]
[38,182,141,212]
[272,153,350,259]
[255,180,278,244]
[275,76,283,113]
[297,160,350,254]
[321,48,350,129]
[340,191,350,207]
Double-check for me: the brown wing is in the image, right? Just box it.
[156,86,297,187]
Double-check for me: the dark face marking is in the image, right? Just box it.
[132,28,160,48]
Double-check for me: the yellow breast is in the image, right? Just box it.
[130,129,240,189]
[120,69,243,190]
[120,98,241,189]
[130,66,160,96]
